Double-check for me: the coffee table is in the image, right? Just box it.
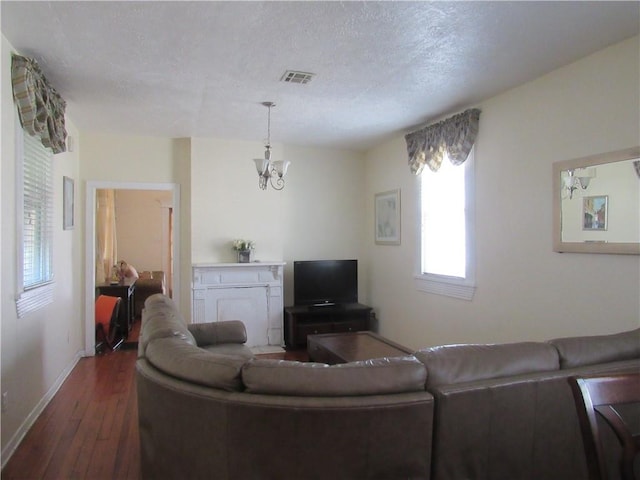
[307,331,413,365]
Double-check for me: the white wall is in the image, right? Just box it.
[1,35,83,461]
[190,138,366,306]
[365,36,640,349]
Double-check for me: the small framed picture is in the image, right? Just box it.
[582,195,607,231]
[375,189,401,245]
[63,176,74,230]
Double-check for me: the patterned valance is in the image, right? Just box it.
[11,54,67,154]
[405,108,480,175]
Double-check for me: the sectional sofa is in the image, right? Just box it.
[415,334,639,479]
[136,294,639,480]
[137,294,433,480]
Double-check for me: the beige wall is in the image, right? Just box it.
[280,143,368,305]
[190,138,366,306]
[114,189,173,272]
[1,35,84,460]
[191,138,287,263]
[80,134,182,183]
[365,36,640,349]
[80,133,191,320]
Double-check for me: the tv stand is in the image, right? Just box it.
[309,302,341,309]
[284,303,373,348]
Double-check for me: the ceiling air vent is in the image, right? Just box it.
[280,70,315,85]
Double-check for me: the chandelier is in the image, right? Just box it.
[253,102,290,190]
[563,167,596,199]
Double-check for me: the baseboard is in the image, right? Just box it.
[250,345,285,355]
[1,348,84,469]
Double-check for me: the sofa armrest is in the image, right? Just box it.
[187,320,247,347]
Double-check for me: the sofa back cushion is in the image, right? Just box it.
[146,337,246,391]
[188,321,248,346]
[139,294,196,357]
[242,356,427,396]
[415,342,560,389]
[548,328,640,368]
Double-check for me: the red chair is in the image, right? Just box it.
[569,373,640,480]
[95,295,123,354]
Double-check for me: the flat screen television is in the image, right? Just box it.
[293,259,358,307]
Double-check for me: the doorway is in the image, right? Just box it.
[84,181,181,355]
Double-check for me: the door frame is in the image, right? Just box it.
[84,181,181,356]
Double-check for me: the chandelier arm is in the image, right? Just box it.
[270,174,285,190]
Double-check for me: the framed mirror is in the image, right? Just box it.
[553,146,640,254]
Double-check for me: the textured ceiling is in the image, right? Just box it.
[2,1,639,151]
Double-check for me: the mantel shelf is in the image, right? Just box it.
[193,261,286,268]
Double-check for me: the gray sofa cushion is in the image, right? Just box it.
[139,294,196,357]
[202,342,254,360]
[548,327,640,368]
[188,320,248,346]
[242,356,427,396]
[414,342,560,389]
[146,337,246,391]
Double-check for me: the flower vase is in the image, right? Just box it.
[237,250,251,263]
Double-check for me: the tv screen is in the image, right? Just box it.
[293,260,358,307]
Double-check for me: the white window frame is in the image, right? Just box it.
[15,115,55,317]
[414,149,476,301]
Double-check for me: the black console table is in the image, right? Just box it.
[96,278,136,338]
[284,303,372,348]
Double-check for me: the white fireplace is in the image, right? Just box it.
[191,262,285,347]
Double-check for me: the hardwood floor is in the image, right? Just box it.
[2,328,307,480]
[2,349,140,480]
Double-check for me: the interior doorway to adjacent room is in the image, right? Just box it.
[85,181,181,356]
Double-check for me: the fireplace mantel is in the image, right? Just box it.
[192,262,285,347]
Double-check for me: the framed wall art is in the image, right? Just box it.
[582,195,607,231]
[63,176,74,230]
[375,189,400,245]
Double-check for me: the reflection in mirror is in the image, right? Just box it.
[553,146,640,255]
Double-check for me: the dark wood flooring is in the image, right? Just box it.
[2,320,307,479]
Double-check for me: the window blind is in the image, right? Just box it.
[16,130,54,318]
[22,131,53,289]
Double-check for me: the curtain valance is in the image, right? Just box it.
[405,108,480,175]
[11,54,67,154]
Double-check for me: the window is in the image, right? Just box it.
[15,124,54,317]
[415,149,476,300]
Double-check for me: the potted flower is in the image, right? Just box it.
[231,239,255,263]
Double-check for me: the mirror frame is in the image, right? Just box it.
[553,146,640,255]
